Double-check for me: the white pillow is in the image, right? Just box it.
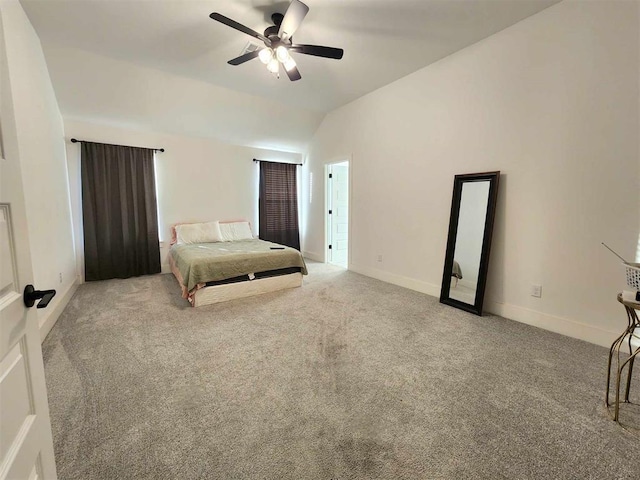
[175,221,223,244]
[219,221,253,241]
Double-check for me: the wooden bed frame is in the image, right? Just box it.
[191,272,303,307]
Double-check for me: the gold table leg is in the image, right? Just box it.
[606,302,640,423]
[614,346,640,421]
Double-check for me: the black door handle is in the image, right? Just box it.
[23,284,56,309]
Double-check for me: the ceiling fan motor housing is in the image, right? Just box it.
[264,13,286,43]
[271,13,284,26]
[264,25,279,39]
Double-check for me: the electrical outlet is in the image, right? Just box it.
[59,272,63,284]
[530,284,542,298]
[377,255,383,262]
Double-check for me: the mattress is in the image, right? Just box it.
[204,266,303,286]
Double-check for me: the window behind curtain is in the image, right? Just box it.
[81,142,161,281]
[259,161,300,250]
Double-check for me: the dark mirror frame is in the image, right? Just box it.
[440,171,500,316]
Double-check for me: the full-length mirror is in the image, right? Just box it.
[440,172,500,315]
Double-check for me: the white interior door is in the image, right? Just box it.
[327,162,349,267]
[0,14,57,480]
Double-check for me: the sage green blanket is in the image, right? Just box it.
[170,239,307,292]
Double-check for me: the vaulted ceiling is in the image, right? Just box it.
[22,0,560,151]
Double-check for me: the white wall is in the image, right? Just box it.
[65,120,302,276]
[0,0,77,337]
[41,45,323,153]
[302,0,639,347]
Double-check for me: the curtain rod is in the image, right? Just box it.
[253,158,302,166]
[70,138,165,153]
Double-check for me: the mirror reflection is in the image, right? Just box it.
[449,181,490,304]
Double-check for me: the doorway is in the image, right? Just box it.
[326,161,349,268]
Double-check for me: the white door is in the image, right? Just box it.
[327,162,349,267]
[0,14,58,480]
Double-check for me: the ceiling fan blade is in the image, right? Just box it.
[278,0,309,42]
[210,12,271,46]
[290,44,344,60]
[227,50,261,66]
[285,65,302,81]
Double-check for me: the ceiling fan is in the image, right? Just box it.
[209,0,344,81]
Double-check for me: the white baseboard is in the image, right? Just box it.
[349,263,441,298]
[484,299,618,349]
[349,264,619,349]
[39,277,79,342]
[303,250,324,262]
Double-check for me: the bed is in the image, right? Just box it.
[169,221,307,307]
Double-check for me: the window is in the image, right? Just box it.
[258,161,300,250]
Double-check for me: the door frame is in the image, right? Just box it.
[324,156,352,268]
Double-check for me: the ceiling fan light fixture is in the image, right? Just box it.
[209,0,343,82]
[275,45,290,63]
[258,48,273,65]
[267,57,280,73]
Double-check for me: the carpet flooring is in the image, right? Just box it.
[42,262,640,479]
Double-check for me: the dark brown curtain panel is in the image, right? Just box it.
[259,161,301,250]
[81,142,161,281]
